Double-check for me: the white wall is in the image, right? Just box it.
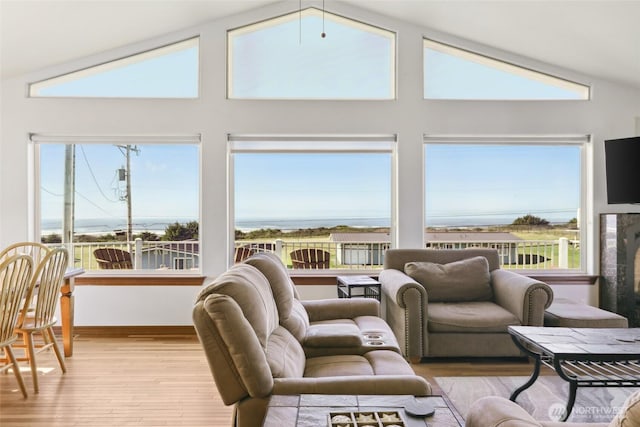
[2,1,640,325]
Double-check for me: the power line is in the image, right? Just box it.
[74,190,120,218]
[41,186,63,197]
[79,145,119,203]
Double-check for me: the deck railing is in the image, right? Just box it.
[60,237,579,271]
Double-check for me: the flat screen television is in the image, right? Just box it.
[605,136,640,204]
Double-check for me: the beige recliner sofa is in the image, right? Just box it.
[193,257,431,427]
[379,248,553,361]
[244,252,403,357]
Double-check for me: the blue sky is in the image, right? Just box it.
[425,144,580,226]
[234,153,391,222]
[40,144,199,230]
[38,8,582,232]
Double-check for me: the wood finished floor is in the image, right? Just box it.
[0,333,548,427]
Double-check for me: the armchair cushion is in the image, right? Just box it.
[428,301,521,333]
[405,256,493,302]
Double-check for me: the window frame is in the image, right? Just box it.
[227,8,397,100]
[423,38,591,101]
[423,134,591,274]
[29,134,203,277]
[28,37,200,99]
[228,134,398,272]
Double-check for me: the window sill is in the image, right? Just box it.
[292,273,598,287]
[76,274,205,286]
[74,272,597,287]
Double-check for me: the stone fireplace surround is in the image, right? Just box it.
[600,213,640,327]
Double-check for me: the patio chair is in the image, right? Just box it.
[289,248,330,269]
[234,246,255,263]
[0,254,33,398]
[93,247,132,269]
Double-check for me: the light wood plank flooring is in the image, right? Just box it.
[1,333,544,427]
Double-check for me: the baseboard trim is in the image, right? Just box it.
[54,325,197,337]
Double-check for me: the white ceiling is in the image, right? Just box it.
[2,0,640,90]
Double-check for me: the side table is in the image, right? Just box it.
[336,275,381,301]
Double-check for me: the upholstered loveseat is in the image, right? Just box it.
[379,248,554,360]
[193,254,431,427]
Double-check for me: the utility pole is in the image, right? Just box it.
[62,145,75,250]
[117,144,140,253]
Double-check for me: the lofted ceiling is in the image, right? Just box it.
[1,0,640,90]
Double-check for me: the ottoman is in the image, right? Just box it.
[544,297,629,328]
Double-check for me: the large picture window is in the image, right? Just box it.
[229,135,395,270]
[34,135,200,272]
[424,135,588,271]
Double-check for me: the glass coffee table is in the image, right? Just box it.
[508,326,640,421]
[263,394,463,427]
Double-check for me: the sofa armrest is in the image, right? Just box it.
[272,375,431,396]
[465,396,542,427]
[491,269,553,326]
[378,269,428,360]
[302,298,379,322]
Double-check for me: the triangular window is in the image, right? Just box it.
[228,8,395,99]
[29,38,199,98]
[424,39,589,100]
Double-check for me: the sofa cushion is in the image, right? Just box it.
[196,264,279,348]
[244,252,296,318]
[428,301,521,333]
[304,354,375,377]
[363,350,417,376]
[265,325,306,379]
[609,390,640,427]
[195,294,275,404]
[282,299,310,342]
[405,256,493,302]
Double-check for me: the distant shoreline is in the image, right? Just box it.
[41,215,575,236]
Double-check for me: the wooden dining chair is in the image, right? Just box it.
[0,254,33,398]
[14,248,68,393]
[289,248,331,269]
[0,241,50,266]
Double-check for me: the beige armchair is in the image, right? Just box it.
[379,249,553,361]
[193,262,431,427]
[465,393,640,427]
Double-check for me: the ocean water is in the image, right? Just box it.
[41,217,197,235]
[41,215,571,235]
